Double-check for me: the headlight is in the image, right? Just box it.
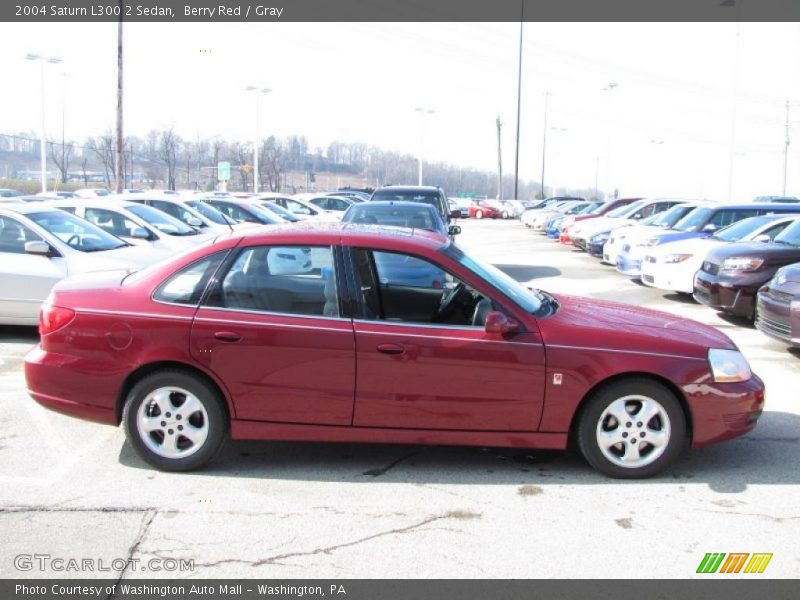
[663,253,693,264]
[640,238,660,247]
[591,232,610,244]
[722,257,764,272]
[708,348,752,383]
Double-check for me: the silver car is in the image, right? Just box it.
[0,204,171,325]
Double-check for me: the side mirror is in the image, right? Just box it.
[25,241,51,256]
[484,311,519,335]
[702,223,717,233]
[752,234,770,243]
[131,227,150,240]
[448,225,462,236]
[187,216,203,227]
[449,209,461,219]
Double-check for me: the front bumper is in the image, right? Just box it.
[756,290,800,347]
[693,271,760,317]
[640,258,695,293]
[684,374,765,447]
[587,240,605,257]
[615,253,643,278]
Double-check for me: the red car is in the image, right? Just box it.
[468,201,501,219]
[25,224,764,478]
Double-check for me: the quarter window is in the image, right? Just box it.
[207,245,339,317]
[154,252,227,305]
[0,216,44,254]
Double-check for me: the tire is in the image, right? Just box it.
[501,210,509,219]
[576,378,686,478]
[476,210,484,219]
[122,370,228,472]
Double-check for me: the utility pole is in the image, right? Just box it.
[115,3,124,194]
[496,116,503,200]
[540,91,550,200]
[783,100,791,196]
[513,9,524,200]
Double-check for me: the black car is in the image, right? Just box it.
[342,201,460,239]
[694,219,800,319]
[370,185,455,224]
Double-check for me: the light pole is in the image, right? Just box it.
[414,107,435,185]
[601,81,618,199]
[246,86,271,193]
[25,53,62,193]
[540,91,551,199]
[541,125,567,199]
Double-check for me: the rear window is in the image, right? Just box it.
[372,190,443,210]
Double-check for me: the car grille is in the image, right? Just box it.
[645,255,657,263]
[767,288,795,305]
[622,244,631,252]
[642,274,654,284]
[702,261,720,275]
[756,311,791,341]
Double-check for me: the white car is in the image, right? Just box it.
[48,198,216,253]
[641,214,800,294]
[570,198,685,254]
[0,204,171,325]
[269,196,340,222]
[125,195,242,234]
[602,202,701,266]
[73,188,111,198]
[523,200,591,231]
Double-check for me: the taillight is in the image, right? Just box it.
[39,303,75,335]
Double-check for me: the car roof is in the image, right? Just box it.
[353,200,437,210]
[44,197,140,209]
[374,185,441,193]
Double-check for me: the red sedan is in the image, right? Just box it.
[25,224,764,477]
[468,201,501,219]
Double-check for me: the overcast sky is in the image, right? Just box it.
[1,21,799,200]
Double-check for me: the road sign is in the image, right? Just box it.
[217,161,231,181]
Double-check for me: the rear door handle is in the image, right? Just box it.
[214,331,242,343]
[376,343,405,355]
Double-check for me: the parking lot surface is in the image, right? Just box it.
[1,219,798,579]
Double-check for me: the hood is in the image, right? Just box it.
[778,263,800,283]
[648,237,722,257]
[540,294,735,356]
[706,241,800,264]
[647,230,706,246]
[67,244,171,276]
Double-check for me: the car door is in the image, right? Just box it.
[0,215,67,322]
[348,247,546,432]
[190,243,356,425]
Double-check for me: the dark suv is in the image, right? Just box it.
[370,186,453,224]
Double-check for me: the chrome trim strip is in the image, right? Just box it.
[193,315,350,334]
[546,343,706,361]
[73,308,194,321]
[355,328,535,346]
[353,318,479,332]
[199,304,348,323]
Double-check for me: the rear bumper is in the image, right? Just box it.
[684,374,765,447]
[25,346,119,426]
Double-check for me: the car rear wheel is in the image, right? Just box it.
[577,379,686,478]
[475,210,484,219]
[122,370,228,472]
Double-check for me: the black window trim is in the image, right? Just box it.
[151,249,232,308]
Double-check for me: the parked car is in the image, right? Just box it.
[449,197,472,218]
[0,204,169,325]
[305,195,356,217]
[74,188,111,198]
[126,195,241,233]
[546,202,603,238]
[604,202,701,267]
[49,198,216,252]
[324,190,371,202]
[25,223,763,478]
[0,188,22,198]
[559,198,641,244]
[468,199,503,219]
[35,191,79,199]
[641,214,800,294]
[615,202,800,278]
[694,218,800,318]
[266,195,340,222]
[571,198,684,257]
[342,200,460,238]
[202,198,288,226]
[755,263,800,348]
[523,200,591,231]
[369,186,454,225]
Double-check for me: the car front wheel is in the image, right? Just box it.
[475,210,484,219]
[577,379,686,478]
[123,370,228,472]
[501,210,509,219]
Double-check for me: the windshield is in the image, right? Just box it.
[673,207,712,232]
[258,201,299,222]
[580,202,602,215]
[608,200,646,218]
[712,216,772,241]
[773,221,800,247]
[648,204,694,228]
[443,244,542,313]
[126,204,198,235]
[26,210,128,252]
[343,204,441,232]
[186,200,235,225]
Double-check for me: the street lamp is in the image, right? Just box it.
[414,107,435,186]
[245,86,271,193]
[601,81,619,199]
[25,53,62,193]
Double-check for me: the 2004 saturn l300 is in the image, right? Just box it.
[25,223,764,478]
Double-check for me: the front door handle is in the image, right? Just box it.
[376,343,405,355]
[214,331,242,343]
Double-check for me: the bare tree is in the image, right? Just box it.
[87,134,115,185]
[260,136,284,192]
[159,128,180,190]
[49,141,73,184]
